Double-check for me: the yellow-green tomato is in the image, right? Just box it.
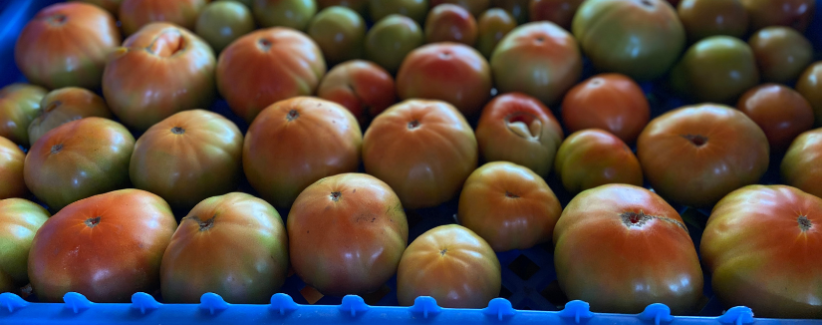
[476,8,516,58]
[253,0,317,30]
[218,0,254,7]
[797,62,822,126]
[369,0,428,24]
[554,129,643,194]
[748,26,813,84]
[677,0,748,42]
[308,6,366,66]
[365,15,424,73]
[0,84,47,147]
[196,1,256,53]
[318,0,369,17]
[0,198,50,294]
[670,36,759,103]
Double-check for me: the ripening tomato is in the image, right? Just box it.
[0,137,27,200]
[318,0,369,16]
[529,0,584,29]
[458,162,562,251]
[670,36,759,103]
[397,224,500,308]
[369,0,429,23]
[24,118,135,212]
[554,184,704,314]
[0,199,49,294]
[476,8,516,58]
[748,27,813,84]
[288,173,408,296]
[431,0,490,16]
[119,0,208,35]
[741,0,816,32]
[365,15,424,74]
[0,84,47,146]
[14,3,121,90]
[130,110,243,211]
[424,4,478,45]
[195,1,256,53]
[307,7,366,66]
[637,104,769,208]
[217,28,326,123]
[27,87,113,146]
[475,93,563,177]
[554,129,643,194]
[317,60,396,125]
[254,0,317,30]
[677,0,748,42]
[28,189,176,302]
[701,185,822,318]
[797,62,822,126]
[161,192,288,303]
[396,43,492,116]
[363,100,478,209]
[781,128,822,199]
[78,0,123,14]
[737,84,814,152]
[244,97,361,208]
[493,0,529,23]
[560,73,650,144]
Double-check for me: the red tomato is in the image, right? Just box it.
[24,118,135,212]
[217,28,326,123]
[27,87,113,146]
[161,192,288,303]
[637,104,769,208]
[0,137,27,200]
[677,0,749,42]
[253,0,318,30]
[701,185,822,318]
[396,43,491,116]
[475,93,563,177]
[130,110,243,211]
[317,60,396,125]
[554,184,704,314]
[476,8,517,58]
[749,27,813,84]
[781,128,822,199]
[119,0,208,35]
[103,23,216,131]
[737,84,814,152]
[561,73,650,144]
[28,189,177,302]
[797,62,822,126]
[0,199,50,294]
[396,224,500,308]
[288,173,408,296]
[424,4,478,45]
[78,0,123,14]
[741,0,816,32]
[554,129,643,194]
[243,97,361,208]
[430,0,490,16]
[528,0,584,29]
[458,162,562,251]
[0,84,47,146]
[14,3,121,90]
[363,100,478,209]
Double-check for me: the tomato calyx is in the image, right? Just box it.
[798,215,813,231]
[681,134,708,147]
[505,112,542,141]
[330,191,342,202]
[171,126,185,134]
[620,211,686,230]
[287,109,299,121]
[85,216,101,228]
[440,248,448,256]
[50,143,63,154]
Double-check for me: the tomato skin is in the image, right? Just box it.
[397,43,491,116]
[677,0,748,42]
[561,73,650,144]
[119,0,208,36]
[476,8,516,58]
[797,62,822,127]
[554,184,704,314]
[369,0,429,24]
[27,87,112,146]
[749,27,813,84]
[670,36,759,103]
[458,162,561,251]
[24,118,135,212]
[397,224,500,307]
[78,0,123,14]
[130,110,243,211]
[363,100,478,209]
[0,199,49,294]
[637,104,769,208]
[217,28,326,124]
[737,84,814,152]
[424,4,478,45]
[14,3,121,90]
[307,7,366,66]
[701,185,822,318]
[288,173,408,296]
[782,128,822,199]
[0,137,27,200]
[741,0,815,32]
[317,60,396,125]
[492,0,529,23]
[243,97,362,208]
[254,0,317,30]
[529,0,584,30]
[430,0,490,16]
[161,192,288,304]
[318,0,369,17]
[0,84,47,147]
[554,129,643,194]
[195,1,256,53]
[475,93,563,177]
[365,15,425,74]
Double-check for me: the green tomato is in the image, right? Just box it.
[476,8,516,58]
[196,1,256,53]
[253,0,317,30]
[748,26,813,84]
[369,0,428,24]
[0,198,50,294]
[670,36,759,103]
[217,0,254,7]
[365,14,424,73]
[308,6,366,66]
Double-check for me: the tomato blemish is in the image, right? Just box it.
[505,112,542,140]
[287,109,300,121]
[198,217,215,231]
[50,143,63,154]
[408,120,421,130]
[85,216,101,228]
[440,248,448,256]
[330,191,341,202]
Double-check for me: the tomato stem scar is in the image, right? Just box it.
[85,216,101,228]
[798,215,812,231]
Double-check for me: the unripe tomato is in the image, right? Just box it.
[0,199,49,294]
[195,1,256,53]
[307,6,367,66]
[677,0,748,42]
[670,36,759,103]
[781,128,822,199]
[554,129,643,194]
[0,137,27,200]
[119,0,208,36]
[0,84,47,146]
[365,15,424,74]
[476,8,516,58]
[748,27,813,84]
[27,87,112,146]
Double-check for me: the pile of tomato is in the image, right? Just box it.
[0,0,820,320]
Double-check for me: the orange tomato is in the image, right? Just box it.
[737,84,814,152]
[554,129,643,194]
[0,84,47,146]
[749,27,813,84]
[0,198,50,294]
[781,128,822,199]
[317,60,396,125]
[424,4,478,45]
[27,87,112,146]
[119,0,208,35]
[0,137,27,200]
[797,62,822,126]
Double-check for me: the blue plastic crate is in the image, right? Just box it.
[1,0,822,324]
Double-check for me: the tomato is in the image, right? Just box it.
[363,100,477,209]
[572,0,684,81]
[476,8,516,58]
[365,15,424,74]
[0,199,49,294]
[14,3,120,90]
[458,162,562,251]
[782,128,822,199]
[28,189,176,302]
[161,192,288,303]
[243,97,361,208]
[676,0,748,42]
[554,129,643,194]
[397,224,500,307]
[670,36,759,103]
[560,73,650,144]
[317,60,396,125]
[0,137,27,200]
[475,93,563,177]
[396,43,491,116]
[701,185,822,318]
[318,0,369,16]
[27,87,113,146]
[0,84,47,146]
[195,1,255,53]
[493,0,529,23]
[77,0,123,14]
[797,62,822,126]
[24,118,135,212]
[748,27,813,84]
[119,0,208,35]
[424,4,478,45]
[254,0,317,30]
[491,22,582,105]
[741,0,815,32]
[369,0,429,24]
[737,84,814,152]
[529,0,584,29]
[288,173,408,296]
[307,7,366,66]
[130,110,243,211]
[217,28,326,123]
[637,104,769,208]
[554,184,704,314]
[103,23,216,131]
[431,0,490,16]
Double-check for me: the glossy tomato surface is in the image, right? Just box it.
[28,189,177,302]
[365,15,424,74]
[254,0,318,30]
[749,27,813,83]
[554,129,643,194]
[307,7,366,66]
[670,36,759,103]
[737,84,814,152]
[677,0,748,42]
[797,62,822,126]
[782,128,822,199]
[424,4,478,45]
[0,198,49,294]
[288,173,408,296]
[529,0,584,29]
[27,87,112,146]
[119,0,208,35]
[0,83,47,146]
[476,8,516,58]
[317,60,396,125]
[0,137,27,200]
[431,0,490,16]
[195,1,256,53]
[554,184,704,314]
[741,0,816,32]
